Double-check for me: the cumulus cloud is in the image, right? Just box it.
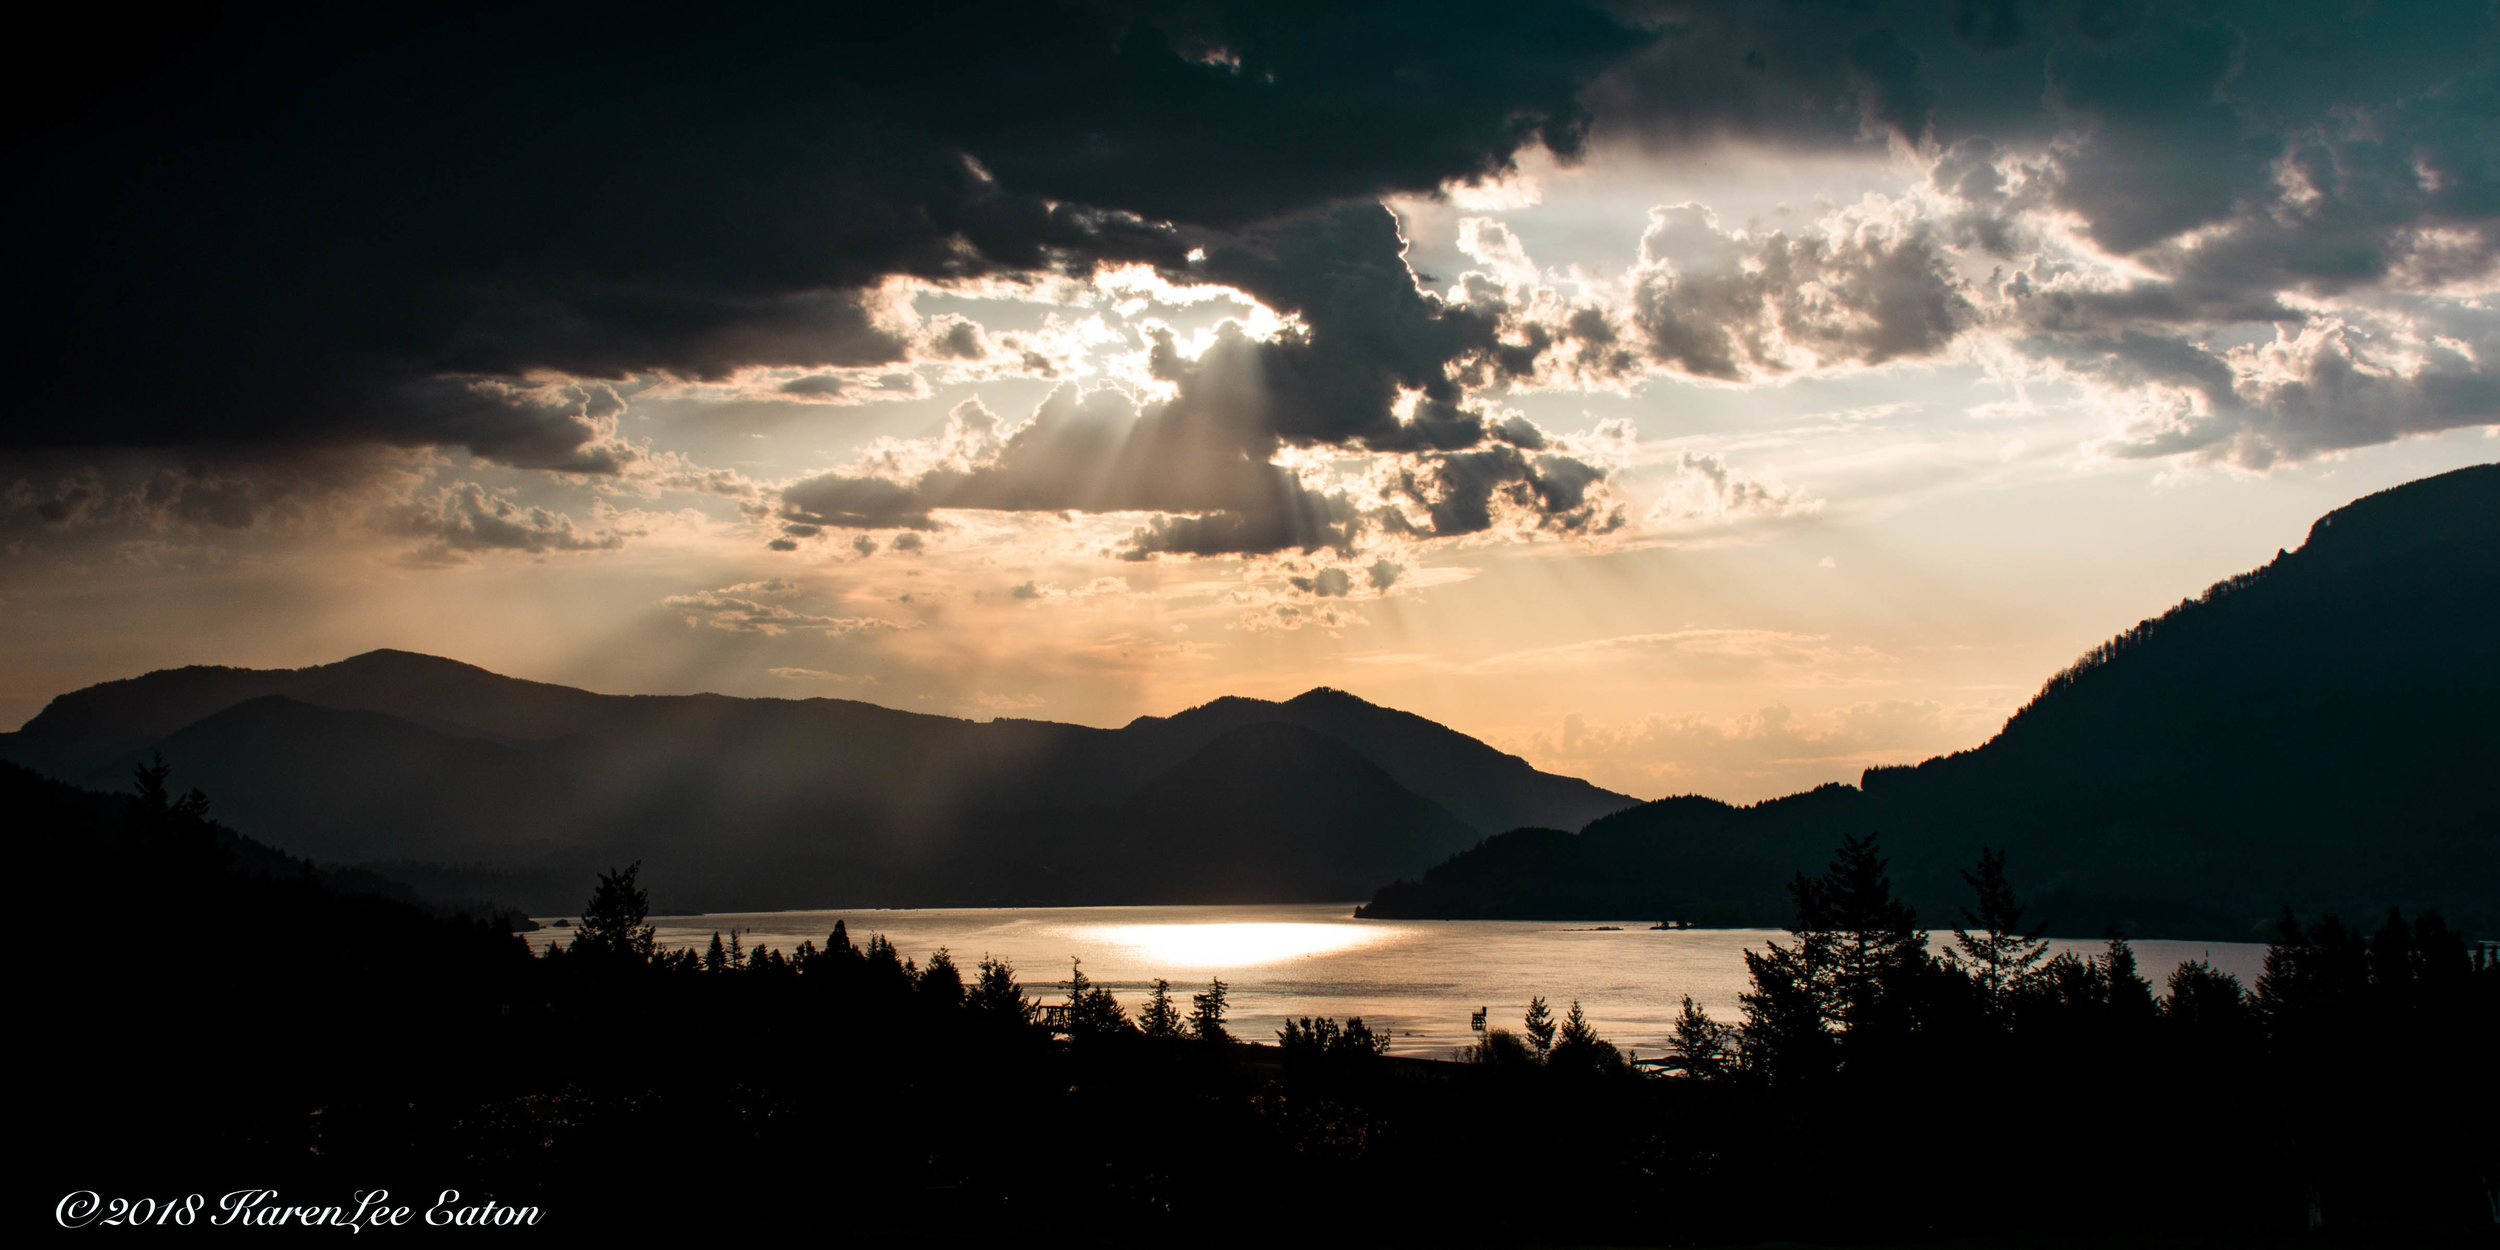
[662,584,910,635]
[1289,568,1354,598]
[399,483,637,564]
[1232,600,1366,634]
[1645,452,1823,529]
[1008,577,1140,604]
[1630,200,1976,382]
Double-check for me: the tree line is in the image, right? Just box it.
[25,757,2498,1243]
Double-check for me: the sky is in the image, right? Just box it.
[4,0,2495,803]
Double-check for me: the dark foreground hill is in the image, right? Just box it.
[0,652,1630,912]
[1363,464,2500,939]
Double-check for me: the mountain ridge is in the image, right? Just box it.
[2,653,1634,912]
[1362,463,2500,939]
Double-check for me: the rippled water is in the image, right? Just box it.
[532,902,2269,1059]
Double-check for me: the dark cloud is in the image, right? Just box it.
[1592,0,2500,325]
[3,448,422,537]
[7,1,1644,470]
[1595,1,2495,175]
[400,484,632,562]
[1631,204,1974,380]
[1386,445,1622,541]
[2090,321,2500,468]
[1287,567,1353,597]
[2039,17,2267,255]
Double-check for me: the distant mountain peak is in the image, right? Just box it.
[1283,686,1379,711]
[325,648,496,674]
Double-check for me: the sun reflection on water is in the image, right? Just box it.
[1084,921,1394,968]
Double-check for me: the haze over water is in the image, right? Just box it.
[534,902,2269,1058]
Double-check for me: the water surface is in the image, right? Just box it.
[534,902,2268,1058]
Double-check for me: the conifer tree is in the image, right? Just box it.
[1558,1000,1595,1048]
[2102,930,2156,1024]
[1139,978,1183,1038]
[2257,910,2370,1037]
[1523,995,1557,1061]
[1075,985,1130,1037]
[1549,1000,1623,1075]
[1189,978,1231,1043]
[2161,959,2257,1045]
[1821,833,1926,1036]
[1065,956,1088,1000]
[1946,847,2049,1014]
[967,955,1037,1026]
[705,932,727,974]
[1740,867,1840,1083]
[572,862,658,965]
[863,934,913,994]
[1666,995,1736,1078]
[920,948,965,1008]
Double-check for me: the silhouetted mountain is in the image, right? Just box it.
[1,652,1627,911]
[1135,688,1628,836]
[1105,722,1480,903]
[2,757,530,926]
[1363,464,2500,938]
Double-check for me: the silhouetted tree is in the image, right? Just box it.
[2162,958,2258,1047]
[1062,957,1129,1037]
[1139,978,1183,1039]
[1189,978,1231,1043]
[124,754,224,874]
[1740,866,1839,1083]
[2257,910,2370,1041]
[1666,995,1736,1078]
[1465,1027,1539,1071]
[2103,930,2156,1025]
[967,955,1037,1028]
[863,934,916,997]
[1523,995,1556,1061]
[1820,833,1926,1039]
[1945,846,2049,1015]
[131,752,210,822]
[571,862,657,965]
[705,932,727,974]
[1278,1016,1388,1085]
[1548,1000,1625,1076]
[920,948,965,1009]
[2016,950,2107,1023]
